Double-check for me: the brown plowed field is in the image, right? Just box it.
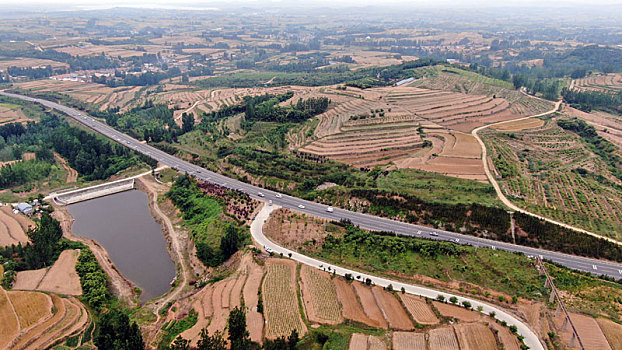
[490,321,521,350]
[299,264,342,325]
[596,317,622,350]
[454,323,498,350]
[207,278,234,336]
[10,293,66,350]
[555,313,611,350]
[10,293,89,350]
[8,291,52,329]
[492,118,544,131]
[399,294,439,325]
[432,301,481,322]
[0,208,30,247]
[333,278,382,327]
[180,285,213,345]
[242,259,264,343]
[349,333,369,349]
[393,332,426,350]
[1,207,34,232]
[368,335,386,350]
[263,259,306,339]
[371,286,413,330]
[13,268,47,290]
[37,249,82,296]
[0,287,19,349]
[351,283,388,329]
[229,271,247,309]
[428,327,460,350]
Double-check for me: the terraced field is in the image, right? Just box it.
[572,73,622,94]
[0,207,31,247]
[0,265,89,350]
[15,80,142,112]
[484,118,622,239]
[299,264,343,324]
[300,82,548,176]
[263,259,307,339]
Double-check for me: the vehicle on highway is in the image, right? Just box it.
[326,206,334,212]
[275,193,282,198]
[258,192,265,197]
[429,231,439,236]
[298,204,305,209]
[264,246,273,253]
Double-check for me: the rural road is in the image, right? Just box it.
[251,204,545,350]
[4,91,622,280]
[471,100,622,245]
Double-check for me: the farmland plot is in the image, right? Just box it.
[428,326,460,350]
[299,264,343,324]
[0,208,30,247]
[399,294,439,325]
[597,317,622,350]
[484,120,622,239]
[263,259,307,339]
[352,282,388,329]
[554,313,611,350]
[242,258,265,343]
[392,332,426,350]
[371,286,414,330]
[333,278,382,328]
[432,301,481,322]
[0,287,19,349]
[490,321,522,350]
[454,322,498,350]
[8,291,52,329]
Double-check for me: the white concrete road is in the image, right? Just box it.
[3,91,622,279]
[251,204,545,350]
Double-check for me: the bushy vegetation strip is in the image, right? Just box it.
[166,175,248,267]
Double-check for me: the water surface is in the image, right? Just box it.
[68,189,176,302]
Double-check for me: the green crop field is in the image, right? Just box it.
[484,117,622,239]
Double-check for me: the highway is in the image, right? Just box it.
[4,91,622,280]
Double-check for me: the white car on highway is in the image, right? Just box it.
[298,204,305,209]
[326,206,334,212]
[429,231,439,236]
[258,192,265,197]
[275,193,282,198]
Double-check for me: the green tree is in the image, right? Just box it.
[227,306,251,350]
[182,112,195,134]
[169,337,190,350]
[24,212,63,268]
[197,329,227,350]
[94,309,144,350]
[220,224,241,260]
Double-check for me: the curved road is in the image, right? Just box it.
[472,100,621,245]
[3,91,622,281]
[252,204,544,350]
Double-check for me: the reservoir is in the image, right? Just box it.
[67,189,176,302]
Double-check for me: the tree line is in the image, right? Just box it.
[0,108,144,185]
[561,87,622,114]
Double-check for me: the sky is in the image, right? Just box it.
[7,0,622,9]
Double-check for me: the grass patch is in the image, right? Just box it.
[158,309,198,349]
[548,263,622,319]
[376,168,501,207]
[312,224,546,299]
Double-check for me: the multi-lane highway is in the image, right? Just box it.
[4,90,622,280]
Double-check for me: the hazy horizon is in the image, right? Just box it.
[4,0,622,12]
